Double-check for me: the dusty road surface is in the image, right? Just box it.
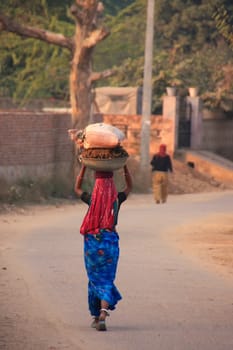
[0,191,233,350]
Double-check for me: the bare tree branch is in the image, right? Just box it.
[0,13,74,50]
[73,1,104,28]
[0,1,111,129]
[91,68,116,82]
[83,27,109,48]
[70,4,84,25]
[76,0,96,9]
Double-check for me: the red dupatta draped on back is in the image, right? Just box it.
[80,171,118,235]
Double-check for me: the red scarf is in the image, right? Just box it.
[80,171,118,235]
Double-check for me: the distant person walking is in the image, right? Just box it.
[150,144,173,204]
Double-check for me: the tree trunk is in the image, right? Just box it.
[0,1,111,131]
[0,1,114,190]
[68,0,110,130]
[69,24,93,129]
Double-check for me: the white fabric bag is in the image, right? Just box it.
[83,123,125,149]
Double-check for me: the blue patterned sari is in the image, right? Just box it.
[84,230,122,316]
[81,187,127,317]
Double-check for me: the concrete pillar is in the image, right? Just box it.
[162,95,180,154]
[186,97,203,149]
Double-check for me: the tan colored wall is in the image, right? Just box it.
[0,111,174,184]
[2,110,232,187]
[202,119,233,161]
[0,111,73,182]
[97,114,175,156]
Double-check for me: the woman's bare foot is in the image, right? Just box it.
[91,316,99,328]
[96,309,109,331]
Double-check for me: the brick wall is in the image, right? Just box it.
[94,114,175,156]
[1,110,232,187]
[0,111,73,182]
[0,111,174,184]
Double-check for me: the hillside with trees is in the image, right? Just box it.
[0,0,233,115]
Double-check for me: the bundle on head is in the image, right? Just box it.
[78,123,128,171]
[81,145,128,160]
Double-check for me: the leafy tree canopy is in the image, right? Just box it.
[97,0,233,113]
[0,0,233,113]
[213,1,233,49]
[0,0,135,102]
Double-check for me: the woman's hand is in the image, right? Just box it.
[68,129,84,149]
[123,165,133,196]
[75,165,86,196]
[68,129,78,141]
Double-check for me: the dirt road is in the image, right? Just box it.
[0,191,233,350]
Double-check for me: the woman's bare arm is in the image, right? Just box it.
[123,165,133,196]
[74,165,86,197]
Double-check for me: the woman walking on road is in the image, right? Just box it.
[75,164,132,331]
[150,144,173,204]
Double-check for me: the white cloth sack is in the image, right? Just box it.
[83,123,125,149]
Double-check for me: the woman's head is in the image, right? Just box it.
[159,144,167,156]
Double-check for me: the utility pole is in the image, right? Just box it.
[140,0,155,186]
